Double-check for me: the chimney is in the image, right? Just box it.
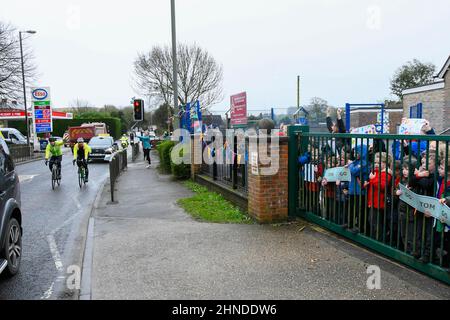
[0,99,7,108]
[12,101,17,107]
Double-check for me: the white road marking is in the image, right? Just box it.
[40,281,54,300]
[46,235,64,272]
[18,174,39,183]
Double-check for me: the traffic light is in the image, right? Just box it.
[133,99,144,121]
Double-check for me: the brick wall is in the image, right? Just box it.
[247,137,289,223]
[403,88,446,133]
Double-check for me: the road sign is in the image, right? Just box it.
[31,87,52,134]
[231,92,247,126]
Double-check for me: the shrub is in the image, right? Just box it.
[157,140,175,173]
[170,145,191,180]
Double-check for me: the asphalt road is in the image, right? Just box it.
[0,148,109,300]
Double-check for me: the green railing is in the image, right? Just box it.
[289,128,450,284]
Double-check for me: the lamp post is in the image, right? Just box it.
[19,30,37,146]
[170,0,178,133]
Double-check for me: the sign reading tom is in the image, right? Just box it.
[399,184,450,225]
[323,167,351,182]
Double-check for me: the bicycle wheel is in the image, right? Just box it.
[78,167,83,188]
[52,166,57,190]
[56,166,61,186]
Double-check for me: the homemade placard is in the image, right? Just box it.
[303,164,318,182]
[399,184,450,225]
[398,118,427,135]
[323,167,351,182]
[351,125,376,148]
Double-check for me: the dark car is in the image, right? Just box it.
[0,137,22,277]
[88,136,117,162]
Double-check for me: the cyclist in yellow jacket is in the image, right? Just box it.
[45,137,64,179]
[73,138,91,182]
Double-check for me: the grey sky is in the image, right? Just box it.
[2,0,449,114]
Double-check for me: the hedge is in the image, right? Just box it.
[170,145,191,180]
[157,140,175,174]
[8,117,122,140]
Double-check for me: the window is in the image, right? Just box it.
[409,103,423,119]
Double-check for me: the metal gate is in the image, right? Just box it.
[288,126,450,285]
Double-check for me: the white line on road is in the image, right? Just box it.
[46,235,64,272]
[40,281,54,300]
[18,174,40,183]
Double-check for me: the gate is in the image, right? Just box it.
[288,126,450,285]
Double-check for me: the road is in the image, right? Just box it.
[0,148,109,300]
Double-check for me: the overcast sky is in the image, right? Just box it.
[2,0,449,114]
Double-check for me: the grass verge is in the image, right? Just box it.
[178,180,252,224]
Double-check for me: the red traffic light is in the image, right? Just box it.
[134,101,140,107]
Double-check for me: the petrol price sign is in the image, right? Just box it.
[31,87,53,134]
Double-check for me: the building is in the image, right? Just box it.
[349,102,403,133]
[402,55,450,134]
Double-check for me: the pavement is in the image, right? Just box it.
[86,152,450,300]
[0,147,110,300]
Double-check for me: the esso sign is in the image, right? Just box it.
[32,88,48,100]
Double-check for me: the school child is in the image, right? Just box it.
[322,153,349,224]
[364,152,393,242]
[408,153,437,263]
[436,156,450,269]
[298,146,323,214]
[389,160,402,248]
[397,156,418,254]
[346,142,369,234]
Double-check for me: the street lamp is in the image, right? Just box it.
[170,0,178,132]
[19,30,37,146]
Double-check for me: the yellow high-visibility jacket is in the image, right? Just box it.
[45,140,64,159]
[73,143,91,160]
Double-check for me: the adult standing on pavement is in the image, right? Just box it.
[137,130,152,168]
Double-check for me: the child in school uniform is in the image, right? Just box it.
[364,152,393,242]
[397,156,418,255]
[408,152,437,263]
[436,156,450,269]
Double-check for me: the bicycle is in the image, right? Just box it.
[77,164,87,188]
[50,160,61,190]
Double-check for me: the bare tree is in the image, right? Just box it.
[0,22,37,104]
[69,98,94,114]
[132,43,223,110]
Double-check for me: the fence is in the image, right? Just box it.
[199,133,248,195]
[8,145,40,163]
[109,149,127,202]
[131,142,140,162]
[290,130,450,284]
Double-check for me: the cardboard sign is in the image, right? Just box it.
[399,184,450,225]
[398,119,427,135]
[323,167,351,182]
[351,125,376,148]
[303,164,317,182]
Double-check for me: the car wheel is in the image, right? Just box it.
[1,218,22,277]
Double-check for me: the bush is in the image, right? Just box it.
[157,140,175,174]
[170,145,191,180]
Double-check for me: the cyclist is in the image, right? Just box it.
[45,137,63,179]
[120,134,129,149]
[73,137,91,183]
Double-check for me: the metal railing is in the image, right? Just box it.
[131,142,140,162]
[293,131,450,284]
[109,149,127,202]
[199,134,248,195]
[8,145,41,163]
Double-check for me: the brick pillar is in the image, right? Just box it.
[191,134,202,180]
[248,137,289,223]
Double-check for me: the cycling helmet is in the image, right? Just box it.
[48,137,57,142]
[77,138,84,143]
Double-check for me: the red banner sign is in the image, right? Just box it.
[230,92,247,125]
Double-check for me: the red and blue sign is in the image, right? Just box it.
[32,88,49,101]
